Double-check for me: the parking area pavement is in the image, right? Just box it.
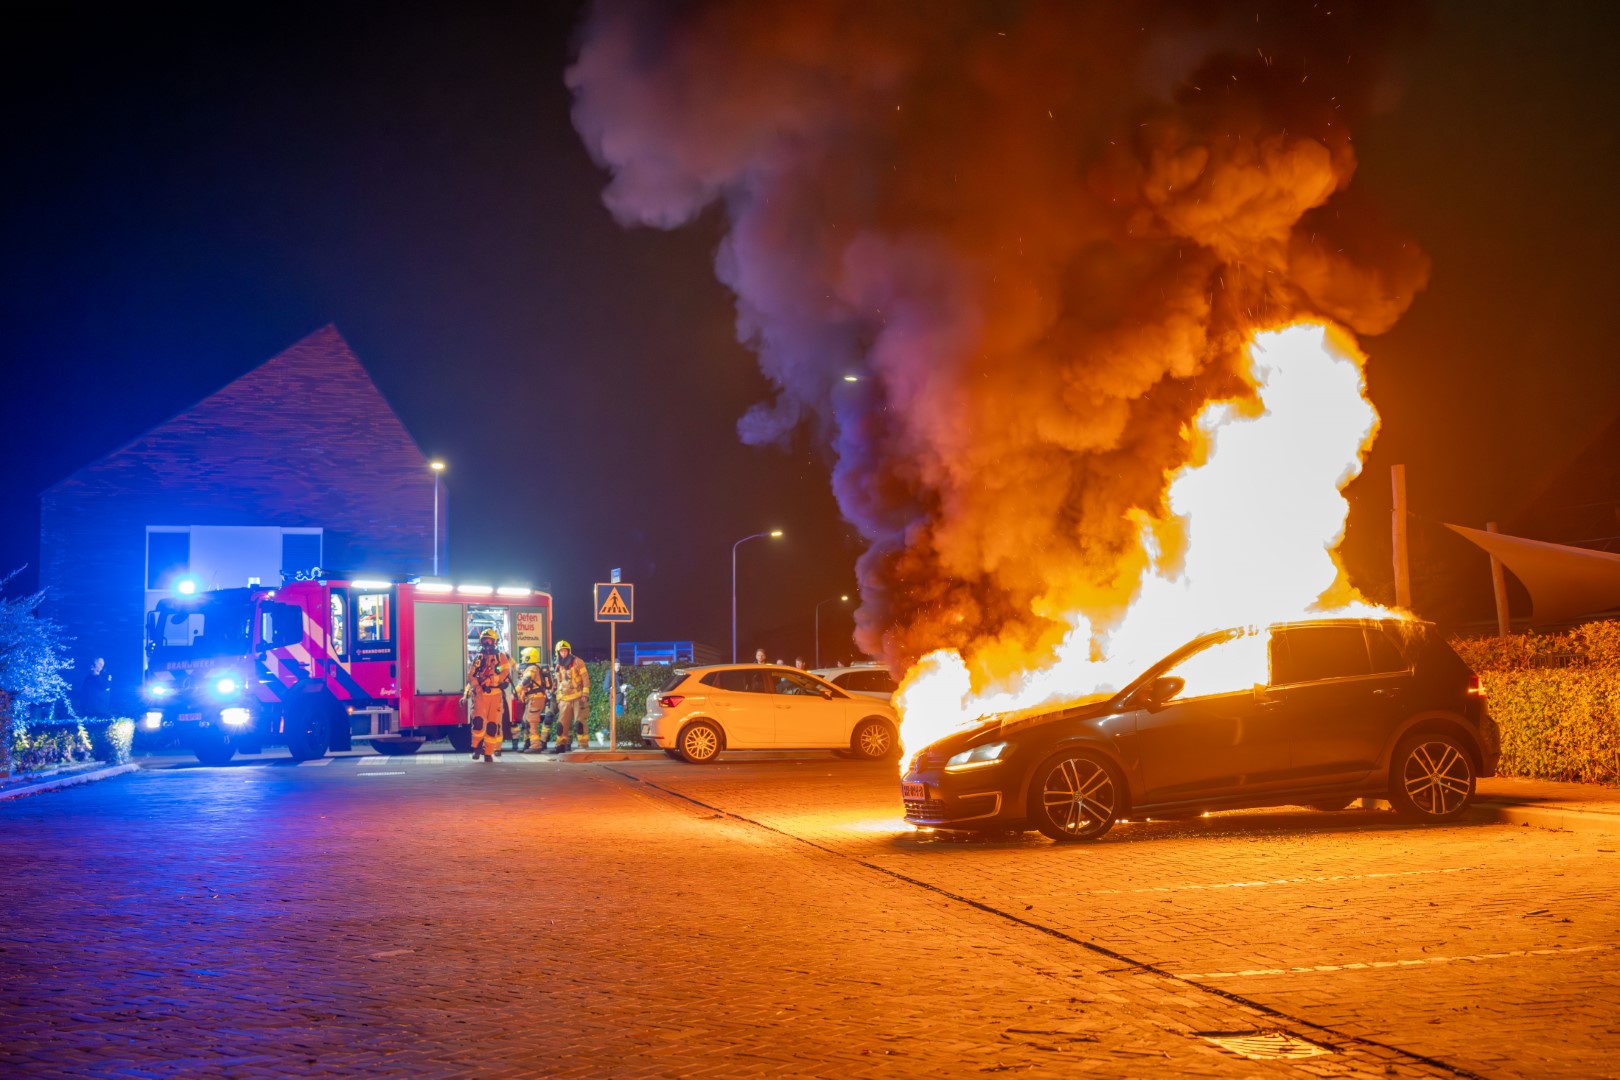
[1,751,1614,1078]
[610,758,1620,1080]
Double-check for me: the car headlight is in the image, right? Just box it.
[214,676,239,696]
[945,741,1010,772]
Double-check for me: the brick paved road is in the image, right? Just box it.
[0,753,1613,1078]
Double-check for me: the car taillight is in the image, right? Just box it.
[1466,674,1486,698]
[658,695,684,709]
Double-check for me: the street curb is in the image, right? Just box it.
[0,763,139,800]
[1474,801,1620,836]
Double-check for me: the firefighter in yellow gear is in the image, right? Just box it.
[463,628,512,762]
[514,646,554,753]
[551,640,590,753]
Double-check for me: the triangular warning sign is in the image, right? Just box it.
[599,587,630,617]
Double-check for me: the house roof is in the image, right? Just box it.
[45,325,429,499]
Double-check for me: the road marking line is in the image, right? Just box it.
[297,758,334,767]
[359,771,406,777]
[359,758,389,766]
[1049,866,1483,898]
[1177,942,1617,981]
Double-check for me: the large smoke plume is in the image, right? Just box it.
[569,0,1429,676]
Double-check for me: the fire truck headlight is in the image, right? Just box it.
[148,683,171,698]
[214,676,239,696]
[220,707,252,727]
[142,711,164,730]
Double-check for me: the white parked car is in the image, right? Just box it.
[810,664,898,701]
[642,664,901,763]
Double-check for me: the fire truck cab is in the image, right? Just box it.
[143,573,552,766]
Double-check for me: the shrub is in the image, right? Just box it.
[585,661,675,747]
[87,718,135,765]
[1452,621,1620,784]
[10,721,92,772]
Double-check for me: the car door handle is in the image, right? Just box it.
[1372,688,1400,699]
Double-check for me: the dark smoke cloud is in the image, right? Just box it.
[569,0,1429,672]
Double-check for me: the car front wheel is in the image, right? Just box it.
[1030,750,1120,842]
[1390,731,1476,823]
[677,721,723,764]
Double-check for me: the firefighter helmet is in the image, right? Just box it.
[521,647,540,664]
[555,640,572,654]
[479,628,498,644]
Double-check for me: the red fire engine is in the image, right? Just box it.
[142,572,553,765]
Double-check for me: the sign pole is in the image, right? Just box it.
[609,622,618,751]
[594,578,634,753]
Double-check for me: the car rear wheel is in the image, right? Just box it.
[851,718,896,761]
[1390,731,1476,823]
[677,721,723,764]
[1030,750,1120,842]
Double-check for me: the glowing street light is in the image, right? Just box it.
[732,530,784,663]
[814,594,850,669]
[430,460,446,575]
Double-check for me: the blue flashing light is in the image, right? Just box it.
[214,675,239,696]
[174,576,199,596]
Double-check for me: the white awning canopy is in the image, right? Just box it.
[1446,523,1620,625]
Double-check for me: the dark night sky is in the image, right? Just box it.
[3,1,1618,655]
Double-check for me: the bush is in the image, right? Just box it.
[5,717,134,773]
[585,661,675,747]
[1452,621,1620,784]
[0,570,75,731]
[87,718,135,765]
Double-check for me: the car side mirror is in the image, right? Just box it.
[1142,676,1185,710]
[819,687,834,700]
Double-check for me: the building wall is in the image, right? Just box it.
[40,327,439,707]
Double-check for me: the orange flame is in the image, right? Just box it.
[896,320,1398,767]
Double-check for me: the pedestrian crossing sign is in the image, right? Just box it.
[594,582,634,623]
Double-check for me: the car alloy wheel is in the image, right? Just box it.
[1032,751,1119,842]
[1391,731,1475,822]
[678,721,722,764]
[852,719,894,760]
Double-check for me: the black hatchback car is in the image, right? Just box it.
[901,619,1499,842]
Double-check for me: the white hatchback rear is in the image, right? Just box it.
[642,664,900,763]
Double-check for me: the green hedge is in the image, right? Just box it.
[8,718,133,773]
[1452,622,1620,785]
[585,662,674,747]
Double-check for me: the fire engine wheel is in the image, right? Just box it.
[676,721,723,764]
[371,737,425,756]
[284,698,330,763]
[190,729,236,767]
[445,724,474,754]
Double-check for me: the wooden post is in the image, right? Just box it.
[1391,465,1412,610]
[1487,522,1512,638]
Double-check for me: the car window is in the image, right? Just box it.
[701,669,774,694]
[1158,631,1267,699]
[659,670,689,693]
[840,669,897,694]
[773,671,829,696]
[1272,626,1374,685]
[1366,628,1410,674]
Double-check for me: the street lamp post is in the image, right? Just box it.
[430,460,446,575]
[814,594,850,669]
[732,529,783,663]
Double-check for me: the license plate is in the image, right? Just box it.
[179,712,201,722]
[901,781,926,800]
